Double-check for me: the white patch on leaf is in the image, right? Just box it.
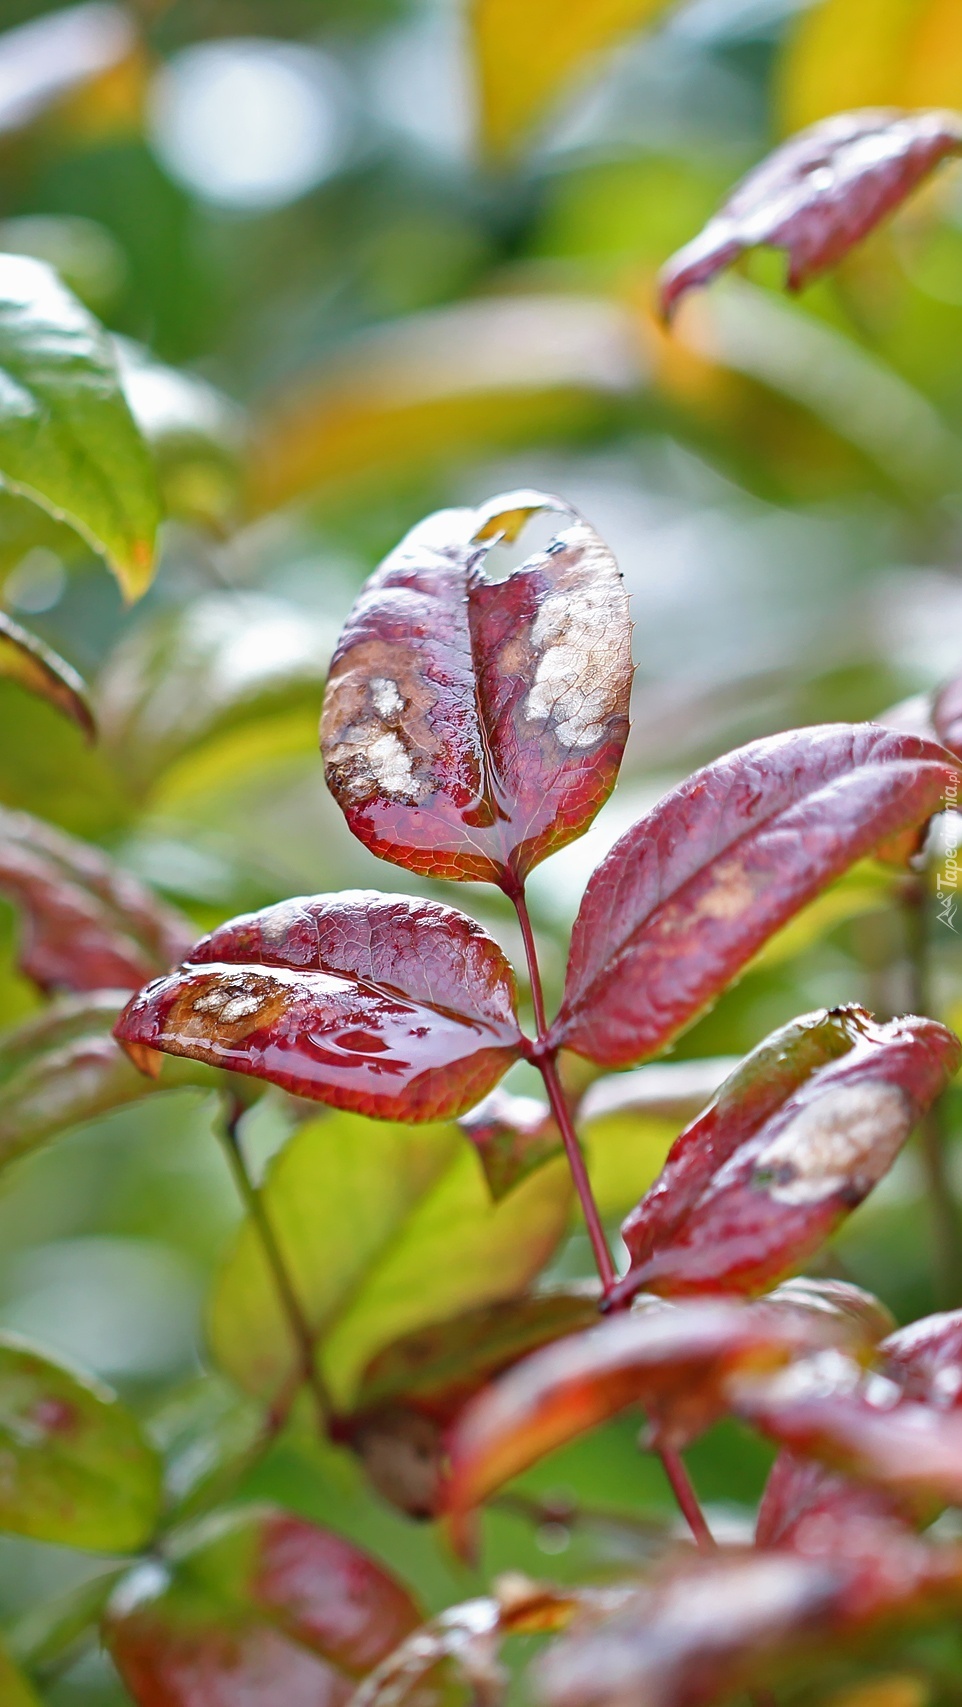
[754,1080,911,1206]
[524,528,628,748]
[370,676,404,718]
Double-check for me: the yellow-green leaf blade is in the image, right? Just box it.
[0,254,160,600]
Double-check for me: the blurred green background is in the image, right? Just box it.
[4,0,962,1699]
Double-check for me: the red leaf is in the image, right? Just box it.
[320,491,632,887]
[459,1086,561,1199]
[0,808,192,995]
[552,726,959,1068]
[611,1010,959,1304]
[756,1452,907,1552]
[532,1552,846,1707]
[658,109,962,322]
[444,1298,838,1541]
[106,1504,421,1707]
[114,892,523,1121]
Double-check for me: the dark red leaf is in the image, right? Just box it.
[105,1503,421,1707]
[459,1087,561,1199]
[611,1009,958,1304]
[552,726,959,1068]
[320,490,632,887]
[444,1298,839,1542]
[756,1451,907,1551]
[343,1288,600,1517]
[0,808,192,995]
[0,610,94,740]
[532,1552,846,1707]
[658,109,962,322]
[114,892,523,1121]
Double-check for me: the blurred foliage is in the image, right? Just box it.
[2,0,962,1701]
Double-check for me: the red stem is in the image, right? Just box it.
[658,1446,716,1553]
[509,883,617,1295]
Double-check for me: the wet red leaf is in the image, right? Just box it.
[114,892,523,1121]
[444,1298,837,1543]
[459,1087,561,1199]
[881,1309,962,1408]
[552,726,959,1068]
[658,109,962,321]
[320,490,632,887]
[106,1504,421,1707]
[610,1009,959,1304]
[0,808,192,995]
[532,1551,846,1707]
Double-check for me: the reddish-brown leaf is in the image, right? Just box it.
[658,109,962,322]
[532,1552,846,1707]
[459,1087,562,1199]
[0,610,94,740]
[444,1298,839,1542]
[0,808,192,995]
[552,726,959,1068]
[105,1503,421,1707]
[611,1010,959,1304]
[114,892,523,1121]
[756,1451,909,1552]
[320,491,632,887]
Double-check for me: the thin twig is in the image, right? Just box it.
[507,883,617,1295]
[658,1446,716,1553]
[217,1094,332,1427]
[901,876,962,1307]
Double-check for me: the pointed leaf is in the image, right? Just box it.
[444,1298,835,1535]
[115,892,524,1122]
[320,491,632,886]
[0,992,215,1169]
[0,610,93,739]
[209,1110,572,1410]
[0,807,192,994]
[106,1503,421,1707]
[0,1333,161,1550]
[0,255,159,599]
[459,1087,562,1199]
[552,726,959,1067]
[611,1010,958,1303]
[473,0,677,155]
[658,110,962,321]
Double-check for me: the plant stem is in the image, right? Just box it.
[511,881,549,1039]
[658,1446,715,1553]
[217,1094,332,1427]
[902,877,962,1307]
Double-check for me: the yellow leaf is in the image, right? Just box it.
[779,0,962,134]
[820,1674,929,1707]
[474,0,678,154]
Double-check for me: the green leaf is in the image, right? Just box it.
[0,1640,40,1706]
[0,1334,162,1550]
[209,1113,573,1410]
[0,609,93,739]
[0,255,160,600]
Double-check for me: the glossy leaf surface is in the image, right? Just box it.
[445,1299,834,1533]
[553,726,960,1067]
[0,610,93,739]
[613,1009,958,1302]
[459,1087,562,1199]
[115,892,523,1122]
[0,1333,161,1550]
[473,0,677,154]
[756,1451,912,1553]
[106,1503,421,1707]
[0,807,192,995]
[0,255,159,599]
[320,491,632,886]
[533,1552,845,1707]
[0,992,215,1170]
[881,1309,962,1407]
[659,110,962,321]
[209,1110,572,1409]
